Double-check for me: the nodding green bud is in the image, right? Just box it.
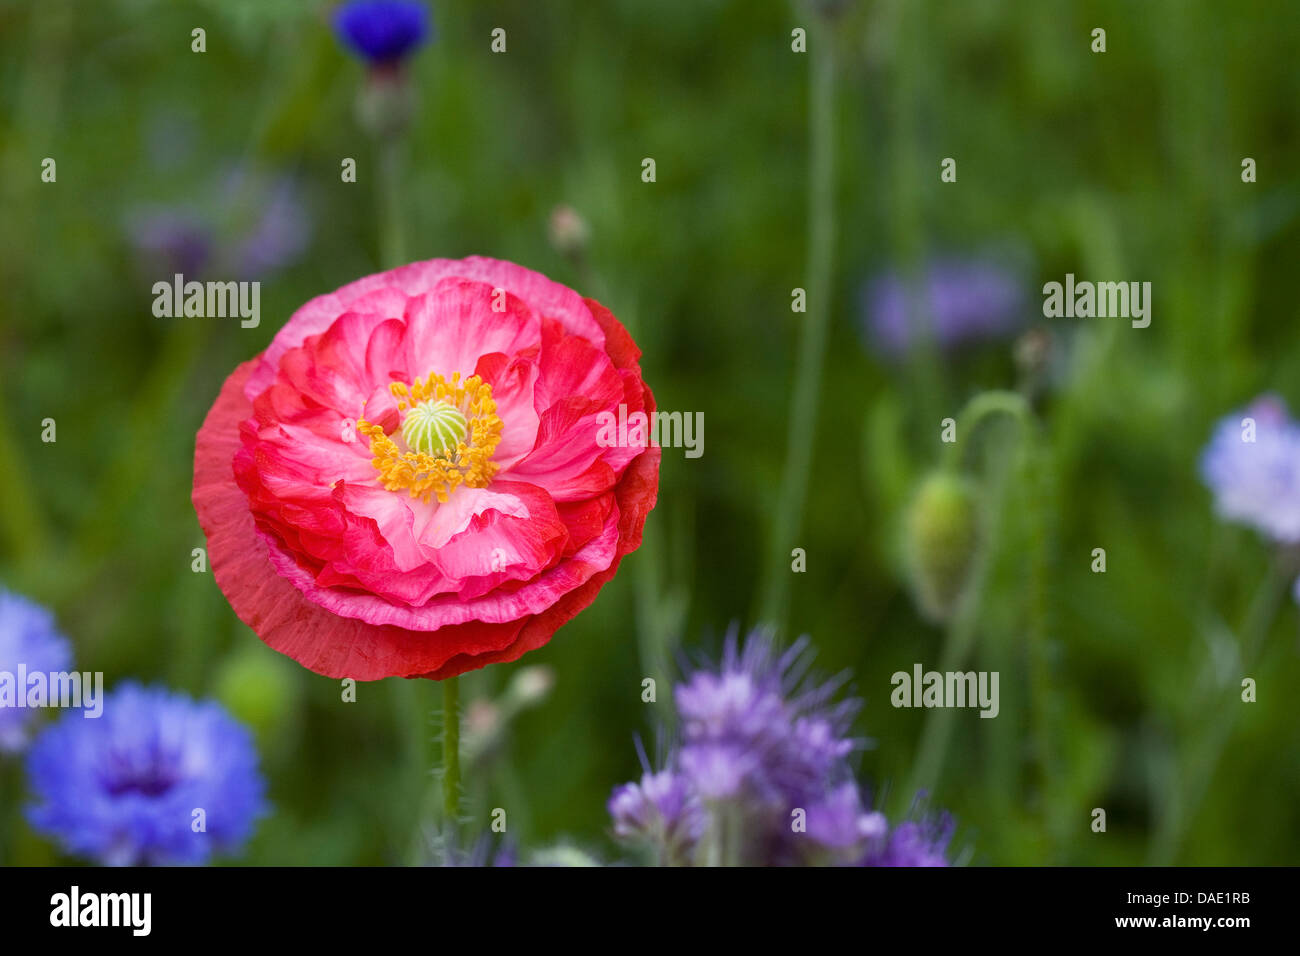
[903,471,980,623]
[402,399,467,458]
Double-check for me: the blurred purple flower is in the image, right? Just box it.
[25,683,265,865]
[1200,394,1300,543]
[126,208,214,278]
[804,782,887,850]
[608,765,704,865]
[609,629,955,866]
[218,168,312,279]
[125,166,309,282]
[861,257,1025,357]
[861,810,955,867]
[0,589,73,754]
[333,1,432,65]
[674,635,859,812]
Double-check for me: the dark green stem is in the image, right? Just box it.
[759,17,836,628]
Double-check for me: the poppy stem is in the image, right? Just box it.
[442,676,461,825]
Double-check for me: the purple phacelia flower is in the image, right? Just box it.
[861,257,1025,357]
[674,634,859,811]
[610,629,954,866]
[334,1,432,65]
[861,810,955,867]
[804,782,887,851]
[0,589,73,753]
[25,683,266,865]
[1200,394,1300,543]
[608,741,705,865]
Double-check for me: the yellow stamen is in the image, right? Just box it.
[356,372,503,503]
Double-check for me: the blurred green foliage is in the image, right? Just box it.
[1,0,1298,865]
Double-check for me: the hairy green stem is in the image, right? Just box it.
[442,676,461,825]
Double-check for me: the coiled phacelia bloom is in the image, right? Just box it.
[194,257,659,680]
[609,630,956,866]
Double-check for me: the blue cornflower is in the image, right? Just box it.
[860,257,1025,358]
[1200,394,1300,544]
[0,589,73,753]
[25,683,266,865]
[333,1,432,65]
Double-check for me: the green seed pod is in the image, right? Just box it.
[402,399,468,458]
[903,471,980,623]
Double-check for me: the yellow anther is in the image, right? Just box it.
[357,372,503,503]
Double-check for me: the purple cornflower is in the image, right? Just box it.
[25,683,266,865]
[861,257,1025,358]
[333,1,432,65]
[609,629,955,866]
[1200,394,1300,544]
[0,589,73,753]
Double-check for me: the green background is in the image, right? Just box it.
[1,0,1298,865]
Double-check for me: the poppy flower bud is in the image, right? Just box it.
[548,205,590,259]
[903,471,979,622]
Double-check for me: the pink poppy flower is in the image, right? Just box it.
[194,257,659,680]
